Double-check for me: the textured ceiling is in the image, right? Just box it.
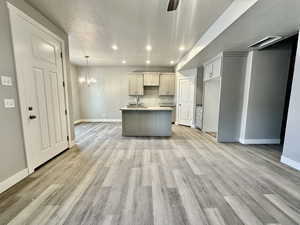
[25,0,233,66]
[180,0,300,70]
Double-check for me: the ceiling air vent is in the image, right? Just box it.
[248,36,283,49]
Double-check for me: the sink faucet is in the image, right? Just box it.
[136,95,140,105]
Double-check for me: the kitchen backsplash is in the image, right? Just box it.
[128,87,175,107]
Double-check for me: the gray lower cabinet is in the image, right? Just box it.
[172,107,176,123]
[159,73,175,96]
[129,74,144,96]
[122,110,172,136]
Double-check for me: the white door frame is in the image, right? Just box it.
[175,69,197,128]
[7,3,72,174]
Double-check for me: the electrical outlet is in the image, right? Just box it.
[4,99,15,108]
[1,76,13,86]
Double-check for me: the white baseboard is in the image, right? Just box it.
[73,120,83,125]
[0,169,29,194]
[281,156,300,171]
[239,138,280,144]
[75,119,122,123]
[69,140,76,148]
[175,121,194,127]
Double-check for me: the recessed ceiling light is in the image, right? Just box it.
[112,45,118,50]
[179,46,185,51]
[170,60,175,65]
[146,60,151,64]
[122,60,127,64]
[146,45,152,51]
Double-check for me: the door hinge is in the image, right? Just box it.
[60,52,63,58]
[67,136,69,141]
[62,81,65,87]
[65,109,67,115]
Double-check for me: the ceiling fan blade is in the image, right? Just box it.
[167,0,180,11]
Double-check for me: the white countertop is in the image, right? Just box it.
[121,106,173,111]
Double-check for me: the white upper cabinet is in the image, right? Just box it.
[129,74,144,96]
[159,73,175,96]
[143,72,160,86]
[204,55,222,81]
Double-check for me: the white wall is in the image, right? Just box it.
[282,33,300,170]
[77,66,174,121]
[240,44,292,144]
[70,65,81,122]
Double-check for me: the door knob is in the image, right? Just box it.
[29,115,37,120]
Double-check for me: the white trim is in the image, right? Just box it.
[239,138,280,144]
[7,3,72,172]
[74,120,83,125]
[0,169,29,194]
[80,119,122,123]
[240,51,253,140]
[176,0,258,71]
[69,140,76,148]
[281,156,300,171]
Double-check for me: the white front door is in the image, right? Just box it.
[10,11,69,172]
[177,78,194,126]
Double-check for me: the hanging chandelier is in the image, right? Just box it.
[78,56,96,86]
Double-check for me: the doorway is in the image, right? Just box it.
[176,74,196,127]
[9,5,70,173]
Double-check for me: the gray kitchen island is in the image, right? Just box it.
[121,107,173,137]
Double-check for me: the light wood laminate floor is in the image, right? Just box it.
[1,123,300,225]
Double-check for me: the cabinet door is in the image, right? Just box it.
[204,56,222,80]
[212,57,222,78]
[129,74,144,96]
[204,63,213,80]
[168,75,175,95]
[159,73,175,96]
[128,74,137,96]
[135,74,144,95]
[144,72,159,86]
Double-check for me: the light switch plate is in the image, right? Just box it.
[4,99,15,108]
[1,76,13,86]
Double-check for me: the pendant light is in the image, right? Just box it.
[78,56,96,86]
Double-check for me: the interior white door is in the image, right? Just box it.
[177,78,193,126]
[10,12,69,172]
